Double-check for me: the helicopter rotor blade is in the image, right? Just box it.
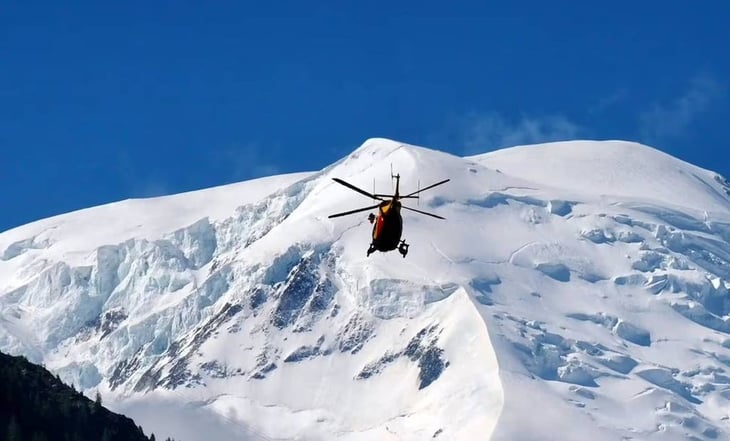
[401,205,445,220]
[332,178,384,200]
[402,179,450,198]
[328,203,381,219]
[374,194,418,199]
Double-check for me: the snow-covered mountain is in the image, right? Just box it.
[2,138,730,441]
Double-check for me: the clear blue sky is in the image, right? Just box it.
[2,1,729,232]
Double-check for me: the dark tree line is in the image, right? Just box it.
[0,351,177,441]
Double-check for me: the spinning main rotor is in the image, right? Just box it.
[327,175,450,219]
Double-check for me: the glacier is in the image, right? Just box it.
[2,138,730,440]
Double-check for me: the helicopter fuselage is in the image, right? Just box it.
[371,199,403,251]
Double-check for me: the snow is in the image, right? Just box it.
[2,137,730,440]
[0,172,311,273]
[471,140,730,214]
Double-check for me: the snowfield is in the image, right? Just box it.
[2,138,730,440]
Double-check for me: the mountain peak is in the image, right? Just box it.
[2,139,730,441]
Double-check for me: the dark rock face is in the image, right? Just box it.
[310,279,335,313]
[356,352,400,380]
[401,326,449,390]
[272,261,317,328]
[251,348,279,380]
[284,336,326,363]
[271,251,335,330]
[249,286,268,310]
[133,301,244,391]
[99,309,128,339]
[251,363,277,380]
[110,354,143,391]
[337,314,373,355]
[356,325,449,389]
[416,346,448,389]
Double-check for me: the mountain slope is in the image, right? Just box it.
[471,140,730,213]
[2,138,730,440]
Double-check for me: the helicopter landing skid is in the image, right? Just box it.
[366,243,376,257]
[365,241,409,258]
[398,240,409,258]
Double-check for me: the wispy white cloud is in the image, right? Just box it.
[131,181,171,198]
[588,88,629,115]
[115,141,284,201]
[115,151,171,198]
[639,74,726,141]
[218,143,282,181]
[455,112,583,154]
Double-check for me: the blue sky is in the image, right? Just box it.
[2,1,729,232]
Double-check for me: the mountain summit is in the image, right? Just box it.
[2,138,730,440]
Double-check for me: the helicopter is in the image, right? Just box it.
[328,171,450,257]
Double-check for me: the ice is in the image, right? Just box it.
[613,319,652,347]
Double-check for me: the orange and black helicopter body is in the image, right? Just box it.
[328,172,449,257]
